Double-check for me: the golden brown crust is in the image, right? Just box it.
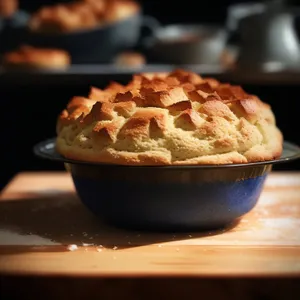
[113,51,146,67]
[104,0,139,22]
[56,69,283,165]
[28,0,140,33]
[2,45,71,70]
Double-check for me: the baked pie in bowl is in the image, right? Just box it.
[34,69,300,231]
[25,0,144,63]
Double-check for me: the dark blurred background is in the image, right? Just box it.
[18,0,300,21]
[16,0,300,22]
[1,0,300,190]
[19,0,242,23]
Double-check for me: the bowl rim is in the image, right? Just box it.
[33,138,300,169]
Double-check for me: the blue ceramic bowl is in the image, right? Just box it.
[34,138,300,231]
[24,12,160,64]
[24,12,142,64]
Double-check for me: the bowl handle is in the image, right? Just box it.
[141,15,161,32]
[138,15,161,48]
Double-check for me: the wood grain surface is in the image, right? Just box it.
[0,172,300,278]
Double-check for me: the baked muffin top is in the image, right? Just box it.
[113,51,146,67]
[2,45,71,69]
[28,0,139,33]
[56,69,283,165]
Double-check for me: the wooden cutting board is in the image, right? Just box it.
[0,171,300,277]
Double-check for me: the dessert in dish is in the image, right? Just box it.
[56,69,283,165]
[2,45,71,70]
[28,0,140,33]
[0,0,18,18]
[113,51,146,67]
[35,69,297,230]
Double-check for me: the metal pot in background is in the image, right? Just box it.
[236,2,300,71]
[226,1,266,46]
[142,24,228,65]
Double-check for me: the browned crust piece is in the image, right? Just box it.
[56,69,283,165]
[113,51,146,67]
[2,45,71,70]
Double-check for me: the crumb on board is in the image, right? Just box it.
[82,243,94,247]
[241,219,249,223]
[67,244,78,251]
